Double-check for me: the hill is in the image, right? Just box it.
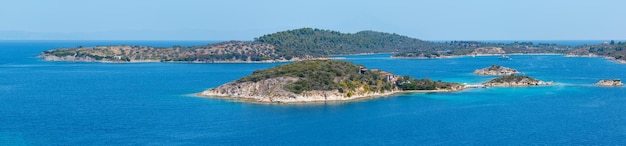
[254,28,445,56]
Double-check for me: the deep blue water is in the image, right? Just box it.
[1,41,626,145]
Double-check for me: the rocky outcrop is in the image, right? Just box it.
[595,79,623,86]
[199,77,399,103]
[473,65,519,76]
[483,75,552,87]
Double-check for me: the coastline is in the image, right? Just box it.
[39,54,334,64]
[565,54,626,64]
[40,52,626,64]
[197,88,462,104]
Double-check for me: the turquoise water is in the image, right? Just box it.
[1,41,626,145]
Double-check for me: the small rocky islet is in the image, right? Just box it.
[483,75,553,87]
[596,79,623,86]
[473,64,519,76]
[474,65,552,87]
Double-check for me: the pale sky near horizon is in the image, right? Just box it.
[0,0,624,40]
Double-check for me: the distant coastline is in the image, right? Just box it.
[37,28,626,65]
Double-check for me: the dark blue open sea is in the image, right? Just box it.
[1,41,625,145]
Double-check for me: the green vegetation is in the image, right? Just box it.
[236,60,461,94]
[41,41,285,62]
[237,60,395,94]
[488,64,502,71]
[255,28,444,56]
[392,41,571,58]
[42,28,587,62]
[257,28,569,58]
[395,76,460,90]
[573,42,626,61]
[487,74,539,83]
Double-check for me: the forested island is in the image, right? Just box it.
[39,27,626,63]
[199,60,463,103]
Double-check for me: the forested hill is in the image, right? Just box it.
[254,28,570,57]
[567,41,626,63]
[254,28,449,56]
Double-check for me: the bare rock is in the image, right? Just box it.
[596,79,623,86]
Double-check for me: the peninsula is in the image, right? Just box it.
[198,60,464,103]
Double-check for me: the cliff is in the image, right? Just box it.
[473,65,519,76]
[595,79,623,86]
[483,75,552,87]
[198,60,463,103]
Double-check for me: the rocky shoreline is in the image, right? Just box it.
[198,88,463,104]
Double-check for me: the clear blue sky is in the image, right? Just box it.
[1,0,624,40]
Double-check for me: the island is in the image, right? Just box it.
[483,74,553,87]
[473,65,520,76]
[39,28,626,64]
[198,60,464,103]
[595,79,623,86]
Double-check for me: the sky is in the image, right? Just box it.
[0,0,624,40]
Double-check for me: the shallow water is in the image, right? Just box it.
[1,41,625,145]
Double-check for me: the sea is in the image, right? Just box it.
[1,40,625,145]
